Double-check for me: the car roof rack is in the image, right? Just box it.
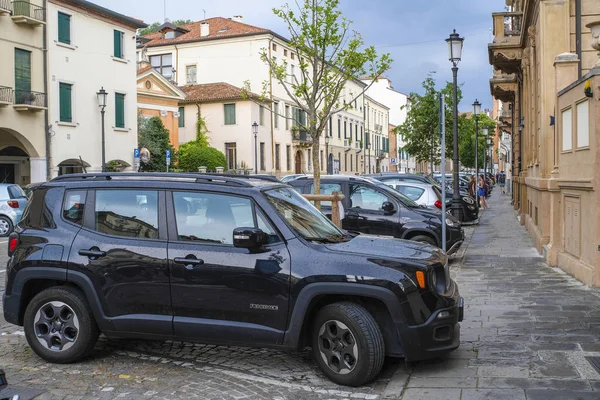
[196,173,281,183]
[50,173,260,187]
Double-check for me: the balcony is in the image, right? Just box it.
[355,141,363,152]
[489,12,523,75]
[343,139,352,151]
[490,73,517,103]
[11,1,46,26]
[13,90,46,111]
[377,150,386,159]
[291,129,312,146]
[0,86,12,107]
[374,124,383,132]
[0,0,11,15]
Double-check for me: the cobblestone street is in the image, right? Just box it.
[3,190,600,399]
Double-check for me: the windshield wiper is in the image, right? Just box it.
[304,236,349,244]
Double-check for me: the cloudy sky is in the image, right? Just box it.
[93,0,500,112]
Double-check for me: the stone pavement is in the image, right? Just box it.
[3,189,600,399]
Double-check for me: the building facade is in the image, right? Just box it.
[364,96,390,174]
[0,0,47,184]
[489,0,600,285]
[47,0,146,176]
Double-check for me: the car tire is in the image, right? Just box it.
[0,216,13,237]
[411,235,437,246]
[311,302,385,387]
[24,286,99,364]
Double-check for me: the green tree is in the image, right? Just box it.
[178,144,226,172]
[458,113,496,170]
[138,20,193,36]
[396,74,462,170]
[138,116,177,172]
[244,0,391,199]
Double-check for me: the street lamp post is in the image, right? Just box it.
[488,137,494,177]
[325,134,330,174]
[472,99,481,176]
[483,127,488,184]
[96,87,108,173]
[446,29,465,221]
[367,142,372,174]
[252,122,259,173]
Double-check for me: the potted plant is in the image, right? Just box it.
[291,125,300,139]
[18,92,35,105]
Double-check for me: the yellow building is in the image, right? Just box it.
[489,0,600,285]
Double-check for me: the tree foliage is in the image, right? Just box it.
[396,74,462,169]
[138,116,177,172]
[178,144,226,172]
[138,19,193,36]
[244,0,392,199]
[458,113,496,170]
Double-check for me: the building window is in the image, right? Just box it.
[58,12,71,45]
[260,142,266,171]
[356,154,359,172]
[291,52,295,60]
[350,153,353,171]
[224,103,236,125]
[272,43,277,51]
[186,65,197,84]
[284,49,288,57]
[225,143,237,170]
[59,82,72,123]
[113,30,124,59]
[576,101,589,148]
[355,123,359,141]
[320,150,323,168]
[307,149,311,169]
[150,54,173,79]
[329,117,332,137]
[344,120,347,138]
[337,119,341,138]
[562,108,572,151]
[259,105,265,126]
[275,143,281,170]
[178,106,185,128]
[286,145,291,171]
[285,105,290,130]
[115,93,125,128]
[274,102,279,129]
[344,153,347,171]
[14,48,31,104]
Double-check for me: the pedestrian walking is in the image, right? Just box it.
[468,175,477,198]
[478,174,488,209]
[498,170,506,194]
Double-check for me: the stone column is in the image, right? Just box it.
[29,157,47,183]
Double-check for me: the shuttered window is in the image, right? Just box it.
[178,106,185,128]
[59,83,72,122]
[14,49,31,104]
[113,30,124,58]
[224,104,236,125]
[58,12,71,45]
[115,93,125,128]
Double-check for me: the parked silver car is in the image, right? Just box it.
[381,181,443,208]
[0,184,28,237]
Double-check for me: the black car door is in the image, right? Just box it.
[68,188,172,335]
[166,190,291,346]
[345,183,397,236]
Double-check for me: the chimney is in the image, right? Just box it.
[200,22,209,37]
[233,15,243,22]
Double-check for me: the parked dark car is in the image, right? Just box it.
[289,175,464,254]
[368,174,479,223]
[4,172,463,387]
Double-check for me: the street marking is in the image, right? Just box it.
[0,240,8,244]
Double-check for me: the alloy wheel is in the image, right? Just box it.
[317,320,359,375]
[0,218,9,236]
[33,301,80,351]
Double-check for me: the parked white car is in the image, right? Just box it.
[381,181,443,209]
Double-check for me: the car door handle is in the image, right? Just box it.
[173,257,205,270]
[78,249,106,258]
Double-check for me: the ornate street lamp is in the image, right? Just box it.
[96,87,108,173]
[252,122,259,173]
[446,29,464,221]
[472,99,481,176]
[325,134,330,174]
[482,127,489,182]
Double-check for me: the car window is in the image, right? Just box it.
[63,190,86,226]
[8,185,26,199]
[309,183,342,207]
[397,186,425,201]
[172,192,280,245]
[95,190,158,239]
[349,184,388,211]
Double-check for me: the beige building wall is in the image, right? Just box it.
[0,0,47,184]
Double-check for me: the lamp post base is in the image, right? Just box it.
[451,200,463,222]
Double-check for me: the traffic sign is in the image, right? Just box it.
[134,148,140,170]
[166,149,171,172]
[390,157,397,165]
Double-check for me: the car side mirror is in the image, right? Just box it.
[233,227,268,249]
[382,201,396,214]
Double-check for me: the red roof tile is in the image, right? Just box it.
[180,82,261,103]
[142,17,273,47]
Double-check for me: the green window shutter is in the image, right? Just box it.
[14,49,31,102]
[224,104,235,125]
[115,93,125,128]
[59,83,72,122]
[178,107,185,128]
[58,12,71,44]
[113,30,123,58]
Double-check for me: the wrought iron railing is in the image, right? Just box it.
[14,90,46,107]
[12,1,45,21]
[0,86,13,104]
[0,0,12,12]
[291,129,312,143]
[504,13,522,37]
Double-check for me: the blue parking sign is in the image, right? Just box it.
[134,148,140,159]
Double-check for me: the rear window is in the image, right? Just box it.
[7,185,26,199]
[309,183,342,207]
[63,190,86,226]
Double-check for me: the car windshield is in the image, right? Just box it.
[264,187,347,243]
[374,183,421,209]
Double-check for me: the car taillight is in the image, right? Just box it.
[8,233,18,256]
[434,200,442,209]
[7,200,18,208]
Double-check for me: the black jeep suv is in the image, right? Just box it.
[4,173,463,387]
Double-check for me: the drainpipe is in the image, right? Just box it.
[43,0,50,181]
[268,38,274,173]
[174,44,179,84]
[576,0,582,78]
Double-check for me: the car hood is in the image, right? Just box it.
[325,235,446,267]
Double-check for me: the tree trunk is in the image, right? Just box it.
[311,132,321,210]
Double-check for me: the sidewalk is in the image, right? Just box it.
[385,188,600,400]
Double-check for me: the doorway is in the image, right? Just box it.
[0,164,15,184]
[294,151,303,174]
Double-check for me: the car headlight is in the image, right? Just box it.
[445,217,458,227]
[462,196,474,205]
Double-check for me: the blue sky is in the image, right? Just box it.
[92,0,499,112]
